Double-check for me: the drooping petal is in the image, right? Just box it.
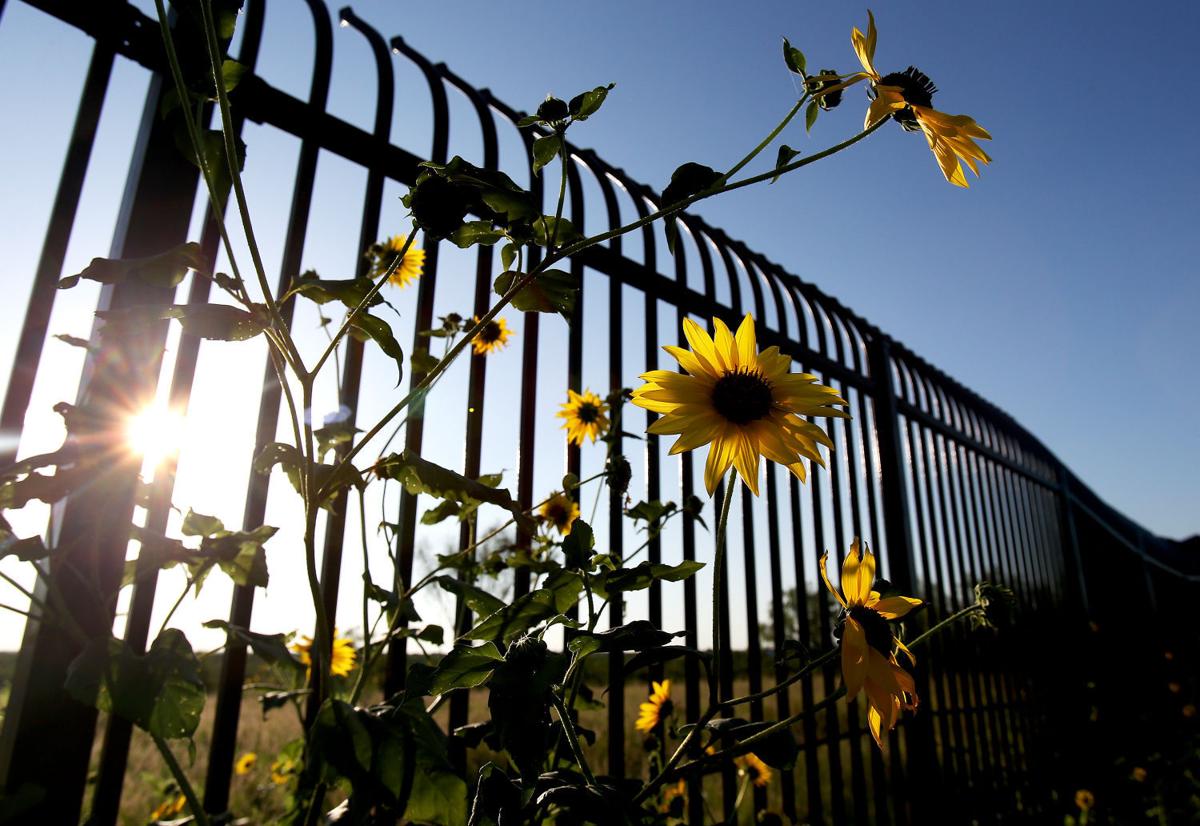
[851,10,879,78]
[703,429,737,495]
[841,617,868,700]
[868,594,922,620]
[818,550,847,608]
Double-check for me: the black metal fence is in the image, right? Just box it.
[0,1,1195,824]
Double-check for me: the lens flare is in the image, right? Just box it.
[126,406,186,468]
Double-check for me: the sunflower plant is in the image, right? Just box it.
[0,6,1015,825]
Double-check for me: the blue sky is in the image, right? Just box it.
[354,0,1198,541]
[0,0,1195,650]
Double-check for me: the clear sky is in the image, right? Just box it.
[0,0,1196,652]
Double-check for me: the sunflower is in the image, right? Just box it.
[820,539,922,748]
[660,779,687,815]
[471,315,512,355]
[635,679,674,733]
[631,314,847,497]
[1075,789,1095,811]
[539,490,580,536]
[557,389,610,446]
[270,754,299,786]
[377,235,425,288]
[149,795,186,822]
[291,629,357,677]
[234,752,257,775]
[843,11,992,187]
[736,752,773,788]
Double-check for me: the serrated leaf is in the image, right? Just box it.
[427,642,504,694]
[181,509,225,538]
[434,576,505,618]
[58,242,207,290]
[448,220,505,249]
[464,571,582,643]
[421,500,461,525]
[567,620,685,658]
[374,450,535,535]
[287,270,384,309]
[164,303,263,340]
[203,620,301,671]
[596,560,704,598]
[493,269,577,318]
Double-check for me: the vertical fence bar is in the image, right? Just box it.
[0,56,202,821]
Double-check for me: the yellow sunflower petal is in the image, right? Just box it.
[842,616,868,700]
[840,540,875,605]
[818,550,847,608]
[868,594,922,620]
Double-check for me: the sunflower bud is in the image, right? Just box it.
[536,96,570,124]
[406,174,473,240]
[808,69,844,111]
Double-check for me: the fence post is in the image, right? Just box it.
[0,69,200,820]
[866,334,939,820]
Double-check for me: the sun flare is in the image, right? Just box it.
[126,406,186,468]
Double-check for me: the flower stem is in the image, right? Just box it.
[152,733,210,826]
[550,692,597,786]
[722,94,808,182]
[908,602,984,648]
[712,471,737,703]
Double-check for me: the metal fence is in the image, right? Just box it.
[0,1,1195,824]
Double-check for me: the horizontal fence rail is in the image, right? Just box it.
[0,1,1195,824]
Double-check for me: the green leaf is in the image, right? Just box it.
[65,630,206,740]
[199,524,276,588]
[421,499,462,525]
[596,560,704,598]
[203,620,301,671]
[661,163,723,254]
[0,515,48,562]
[805,99,820,133]
[53,333,93,349]
[531,134,561,175]
[448,220,505,249]
[410,349,439,377]
[172,123,247,202]
[58,242,207,290]
[782,38,806,75]
[487,637,566,784]
[568,83,615,121]
[464,571,582,643]
[164,303,263,341]
[181,509,225,538]
[220,58,248,93]
[625,644,710,676]
[434,576,505,618]
[427,642,504,694]
[500,242,517,272]
[531,216,583,248]
[493,269,577,318]
[707,717,799,770]
[772,145,801,184]
[314,420,361,459]
[567,620,685,658]
[373,450,535,535]
[253,442,362,509]
[348,312,404,385]
[560,519,594,570]
[287,270,384,309]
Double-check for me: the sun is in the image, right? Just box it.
[126,405,187,469]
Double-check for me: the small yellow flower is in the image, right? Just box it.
[660,779,687,813]
[1075,789,1095,811]
[539,490,580,536]
[270,754,299,786]
[635,679,674,733]
[736,752,772,787]
[820,539,922,749]
[830,11,992,188]
[291,629,357,677]
[557,389,610,446]
[234,752,257,775]
[1131,767,1148,782]
[379,235,425,288]
[1168,681,1181,694]
[150,794,186,822]
[471,315,512,355]
[631,314,847,497]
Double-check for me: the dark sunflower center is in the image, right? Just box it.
[659,699,674,719]
[577,401,599,424]
[848,605,894,655]
[878,66,937,131]
[479,321,502,343]
[711,368,774,425]
[545,502,569,525]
